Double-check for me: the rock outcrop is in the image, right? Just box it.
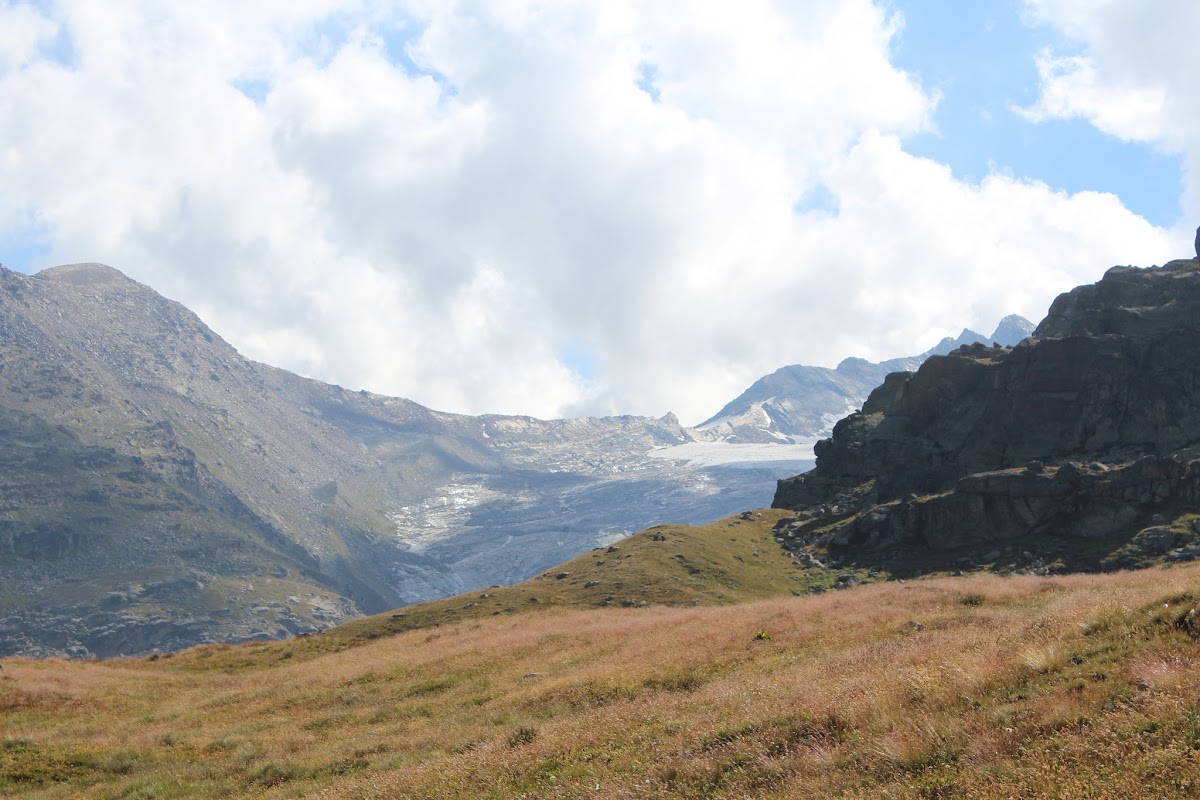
[772,256,1200,573]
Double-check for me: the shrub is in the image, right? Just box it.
[507,726,538,748]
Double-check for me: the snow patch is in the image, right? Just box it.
[648,440,817,469]
[389,480,508,551]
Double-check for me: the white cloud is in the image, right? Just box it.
[0,1,1188,425]
[1021,0,1200,216]
[0,2,57,71]
[1016,50,1166,142]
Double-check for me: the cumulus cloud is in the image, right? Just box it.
[0,1,1186,424]
[1021,0,1200,215]
[1016,50,1166,142]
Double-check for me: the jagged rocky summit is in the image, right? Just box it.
[698,315,1033,444]
[773,254,1200,573]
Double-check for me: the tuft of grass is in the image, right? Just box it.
[507,726,538,748]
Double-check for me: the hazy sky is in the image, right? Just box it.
[1,1,1195,424]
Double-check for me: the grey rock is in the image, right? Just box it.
[773,252,1200,570]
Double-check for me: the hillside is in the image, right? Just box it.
[0,263,800,657]
[4,563,1200,798]
[0,260,1038,658]
[331,509,836,641]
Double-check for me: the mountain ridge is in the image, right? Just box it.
[0,262,800,656]
[0,259,1034,657]
[698,314,1034,444]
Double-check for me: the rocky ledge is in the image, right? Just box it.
[772,255,1200,572]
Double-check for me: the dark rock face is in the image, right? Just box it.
[773,257,1200,572]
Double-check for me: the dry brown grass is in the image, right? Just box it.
[5,565,1200,797]
[329,509,812,644]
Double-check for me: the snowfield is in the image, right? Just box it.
[649,440,817,470]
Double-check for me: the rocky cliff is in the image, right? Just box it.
[772,255,1200,575]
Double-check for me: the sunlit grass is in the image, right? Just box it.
[3,561,1200,797]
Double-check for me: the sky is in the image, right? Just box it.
[0,1,1197,425]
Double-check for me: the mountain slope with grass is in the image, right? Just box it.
[4,562,1200,798]
[331,509,824,641]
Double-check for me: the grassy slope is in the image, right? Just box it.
[332,509,813,641]
[4,533,1200,797]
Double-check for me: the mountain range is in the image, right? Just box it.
[0,262,1028,656]
[698,315,1033,443]
[7,247,1200,798]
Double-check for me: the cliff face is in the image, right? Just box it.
[772,257,1200,573]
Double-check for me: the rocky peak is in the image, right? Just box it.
[990,313,1036,346]
[772,253,1200,573]
[1033,258,1200,339]
[36,263,139,288]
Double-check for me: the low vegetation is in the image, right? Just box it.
[332,509,815,642]
[5,537,1200,797]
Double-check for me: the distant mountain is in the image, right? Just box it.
[697,315,1035,444]
[0,263,802,657]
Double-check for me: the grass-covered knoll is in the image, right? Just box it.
[331,509,837,641]
[6,564,1200,797]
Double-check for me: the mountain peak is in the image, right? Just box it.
[698,315,1033,442]
[36,263,136,289]
[990,314,1035,346]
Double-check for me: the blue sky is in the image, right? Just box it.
[892,1,1182,228]
[0,1,1192,422]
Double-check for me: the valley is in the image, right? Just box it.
[5,249,1200,797]
[1,261,1015,657]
